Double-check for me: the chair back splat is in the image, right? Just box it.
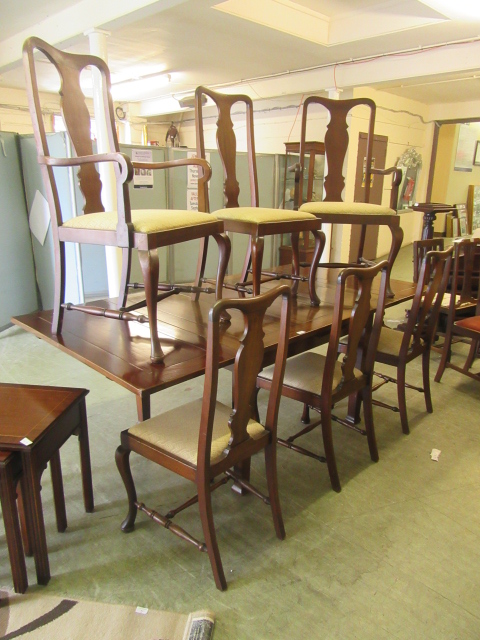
[194,86,325,303]
[116,286,291,590]
[196,87,258,209]
[23,38,230,364]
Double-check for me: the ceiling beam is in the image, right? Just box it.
[139,38,480,116]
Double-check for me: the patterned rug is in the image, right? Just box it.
[0,589,214,640]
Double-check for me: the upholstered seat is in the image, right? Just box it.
[376,327,414,357]
[195,86,325,302]
[128,399,266,467]
[300,202,396,217]
[258,350,364,396]
[454,316,480,332]
[63,209,219,234]
[215,207,316,224]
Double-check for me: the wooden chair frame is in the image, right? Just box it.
[23,37,230,363]
[194,86,325,304]
[296,96,404,298]
[116,285,291,590]
[371,247,453,433]
[257,261,389,492]
[435,238,480,383]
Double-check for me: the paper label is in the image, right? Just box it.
[135,606,148,615]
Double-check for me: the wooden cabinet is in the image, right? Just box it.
[279,141,325,265]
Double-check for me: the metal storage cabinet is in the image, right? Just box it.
[0,132,38,328]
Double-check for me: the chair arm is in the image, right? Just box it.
[371,166,402,209]
[39,152,133,184]
[131,157,212,184]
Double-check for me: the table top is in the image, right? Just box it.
[0,384,88,449]
[11,272,416,403]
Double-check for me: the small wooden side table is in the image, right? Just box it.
[0,384,93,587]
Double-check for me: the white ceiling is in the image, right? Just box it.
[1,0,480,114]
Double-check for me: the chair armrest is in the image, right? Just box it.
[131,157,212,184]
[371,166,402,209]
[39,152,133,184]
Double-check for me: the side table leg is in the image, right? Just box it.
[50,451,67,532]
[78,399,94,513]
[0,457,28,593]
[21,455,50,585]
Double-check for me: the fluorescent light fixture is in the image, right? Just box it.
[177,94,207,109]
[111,72,171,101]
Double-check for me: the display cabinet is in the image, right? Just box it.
[279,141,325,265]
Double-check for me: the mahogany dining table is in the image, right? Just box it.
[12,270,417,422]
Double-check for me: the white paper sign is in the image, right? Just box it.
[187,189,199,211]
[132,148,154,188]
[187,150,210,188]
[29,190,50,245]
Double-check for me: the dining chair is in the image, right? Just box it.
[369,247,453,434]
[115,285,291,591]
[194,86,325,304]
[295,96,403,298]
[413,238,444,283]
[0,384,93,588]
[257,261,389,493]
[435,238,480,384]
[23,38,230,364]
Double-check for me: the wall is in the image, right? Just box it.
[0,87,62,134]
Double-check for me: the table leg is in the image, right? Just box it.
[78,399,94,513]
[136,394,151,421]
[0,455,28,593]
[50,451,67,532]
[422,212,436,240]
[21,454,50,585]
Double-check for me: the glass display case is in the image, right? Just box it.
[279,141,325,265]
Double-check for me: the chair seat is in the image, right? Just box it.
[213,206,316,224]
[376,326,413,357]
[440,293,477,311]
[300,202,396,217]
[258,350,363,396]
[128,399,266,466]
[62,209,219,234]
[454,316,480,333]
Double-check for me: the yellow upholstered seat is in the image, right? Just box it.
[300,202,396,216]
[62,209,218,234]
[128,398,266,466]
[214,207,317,224]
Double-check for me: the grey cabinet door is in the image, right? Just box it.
[0,132,38,328]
